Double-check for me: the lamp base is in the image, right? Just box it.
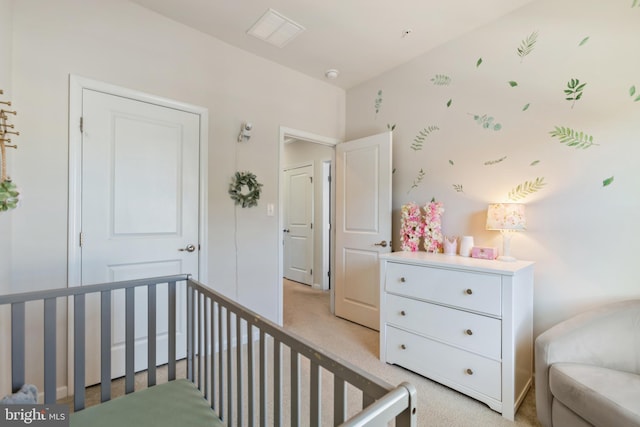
[497,255,517,262]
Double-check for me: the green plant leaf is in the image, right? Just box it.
[476,58,483,68]
[446,99,452,107]
[578,36,590,46]
[410,125,440,151]
[509,81,518,87]
[602,176,614,187]
[522,103,531,111]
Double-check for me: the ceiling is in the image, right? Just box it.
[130,0,536,89]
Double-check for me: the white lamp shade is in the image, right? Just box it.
[486,203,526,231]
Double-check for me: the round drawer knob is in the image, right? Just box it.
[465,329,473,336]
[400,277,406,283]
[466,368,474,375]
[400,344,407,350]
[465,288,473,295]
[400,310,406,316]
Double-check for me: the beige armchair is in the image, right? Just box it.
[535,299,640,427]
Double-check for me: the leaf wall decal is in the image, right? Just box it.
[453,184,464,193]
[411,125,440,151]
[484,156,507,165]
[603,176,614,187]
[517,31,538,62]
[549,126,598,149]
[431,74,452,85]
[530,160,540,166]
[408,168,426,193]
[523,103,531,111]
[476,58,483,68]
[446,99,452,107]
[374,90,383,116]
[509,81,518,87]
[472,113,502,131]
[564,78,587,108]
[578,36,590,46]
[508,177,546,200]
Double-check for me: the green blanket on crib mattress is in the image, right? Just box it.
[70,379,223,427]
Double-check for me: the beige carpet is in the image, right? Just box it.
[283,279,541,427]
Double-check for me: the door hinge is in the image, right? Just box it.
[79,232,84,247]
[310,269,312,275]
[310,223,313,229]
[80,117,83,133]
[309,176,313,184]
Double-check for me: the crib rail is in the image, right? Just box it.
[0,275,417,426]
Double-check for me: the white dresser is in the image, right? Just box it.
[379,252,534,420]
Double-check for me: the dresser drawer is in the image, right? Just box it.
[385,326,501,400]
[385,294,501,359]
[385,262,502,316]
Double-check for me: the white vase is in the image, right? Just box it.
[459,236,474,257]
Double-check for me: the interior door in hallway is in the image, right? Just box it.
[335,132,392,331]
[283,164,313,285]
[80,88,200,383]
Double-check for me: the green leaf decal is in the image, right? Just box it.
[509,81,518,87]
[471,113,502,131]
[508,177,546,201]
[431,74,452,86]
[476,58,483,68]
[564,78,587,108]
[522,103,531,111]
[635,95,640,102]
[633,0,639,7]
[530,160,540,166]
[374,90,383,116]
[453,184,464,193]
[446,99,452,107]
[411,126,440,151]
[517,31,538,62]
[484,156,507,166]
[449,160,454,166]
[408,169,426,193]
[631,86,637,97]
[549,126,598,149]
[578,36,590,46]
[603,176,614,187]
[387,123,396,131]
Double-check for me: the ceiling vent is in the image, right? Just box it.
[247,8,305,48]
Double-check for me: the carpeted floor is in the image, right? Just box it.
[283,278,542,427]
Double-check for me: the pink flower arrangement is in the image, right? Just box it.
[400,202,423,251]
[423,199,444,253]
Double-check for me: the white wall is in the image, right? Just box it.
[283,140,334,289]
[5,0,344,395]
[0,0,14,395]
[346,0,640,338]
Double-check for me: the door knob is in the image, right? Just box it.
[374,240,388,248]
[179,244,196,253]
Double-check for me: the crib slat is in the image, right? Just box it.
[168,281,176,381]
[74,294,86,411]
[10,302,25,393]
[334,377,347,425]
[310,360,321,427]
[187,286,194,382]
[247,322,255,427]
[100,290,111,402]
[218,304,224,420]
[274,339,282,426]
[259,330,267,427]
[44,298,56,403]
[197,291,202,391]
[210,300,217,411]
[291,350,300,426]
[236,315,243,427]
[204,296,210,400]
[125,287,135,394]
[147,284,157,387]
[226,307,233,426]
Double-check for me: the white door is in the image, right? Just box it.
[335,132,392,331]
[81,89,200,381]
[283,165,313,285]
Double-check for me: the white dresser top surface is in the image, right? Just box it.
[379,251,534,275]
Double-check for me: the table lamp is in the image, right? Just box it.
[486,203,526,262]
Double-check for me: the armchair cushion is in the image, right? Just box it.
[550,363,640,427]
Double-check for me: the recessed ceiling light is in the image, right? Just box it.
[247,9,305,48]
[325,69,339,80]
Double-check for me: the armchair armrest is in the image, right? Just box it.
[535,299,640,427]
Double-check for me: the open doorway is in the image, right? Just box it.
[278,127,338,324]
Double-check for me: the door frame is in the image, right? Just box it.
[67,75,209,286]
[278,127,339,324]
